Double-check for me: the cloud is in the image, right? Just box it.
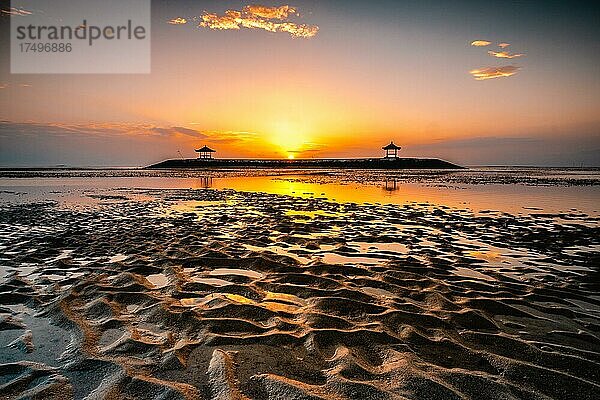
[200,11,242,31]
[0,121,206,139]
[0,7,32,16]
[471,40,491,47]
[469,66,520,80]
[488,50,525,59]
[198,5,318,38]
[150,126,206,138]
[243,5,296,20]
[498,43,510,48]
[0,121,208,167]
[202,130,259,144]
[0,83,31,89]
[167,17,187,25]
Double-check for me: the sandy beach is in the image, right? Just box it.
[2,0,599,397]
[0,168,598,399]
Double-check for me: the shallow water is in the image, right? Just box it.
[0,168,598,399]
[1,167,599,216]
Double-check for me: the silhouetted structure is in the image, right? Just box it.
[383,142,401,158]
[195,145,216,159]
[148,157,463,169]
[149,141,465,169]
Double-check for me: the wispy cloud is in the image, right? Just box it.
[0,121,213,166]
[0,83,32,89]
[471,40,491,47]
[167,17,187,25]
[164,125,260,144]
[0,7,32,16]
[470,40,525,80]
[469,66,520,80]
[0,122,270,147]
[202,130,259,144]
[488,50,525,59]
[0,122,206,139]
[198,4,318,38]
[150,126,206,138]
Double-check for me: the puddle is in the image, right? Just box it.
[208,268,264,279]
[52,249,74,262]
[179,295,217,307]
[361,287,397,298]
[452,267,496,281]
[191,277,232,286]
[146,273,169,288]
[350,242,410,255]
[285,209,346,221]
[223,294,255,304]
[244,244,312,264]
[321,253,386,265]
[261,301,301,313]
[109,254,128,263]
[264,291,307,306]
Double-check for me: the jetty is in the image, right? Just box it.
[147,157,462,169]
[146,142,464,169]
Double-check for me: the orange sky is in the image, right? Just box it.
[0,1,599,166]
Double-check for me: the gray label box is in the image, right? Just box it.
[10,0,150,74]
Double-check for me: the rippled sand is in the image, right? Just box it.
[0,185,599,399]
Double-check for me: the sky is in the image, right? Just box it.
[1,0,599,167]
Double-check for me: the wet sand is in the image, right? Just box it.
[0,169,599,399]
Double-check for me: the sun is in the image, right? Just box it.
[269,119,310,157]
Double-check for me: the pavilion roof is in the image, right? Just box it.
[195,145,216,152]
[382,141,401,150]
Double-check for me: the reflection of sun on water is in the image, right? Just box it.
[468,251,502,262]
[169,175,585,216]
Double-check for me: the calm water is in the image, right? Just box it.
[0,167,598,217]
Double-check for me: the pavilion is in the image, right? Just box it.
[382,141,401,158]
[195,145,216,159]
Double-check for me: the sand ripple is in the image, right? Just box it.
[0,189,598,399]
